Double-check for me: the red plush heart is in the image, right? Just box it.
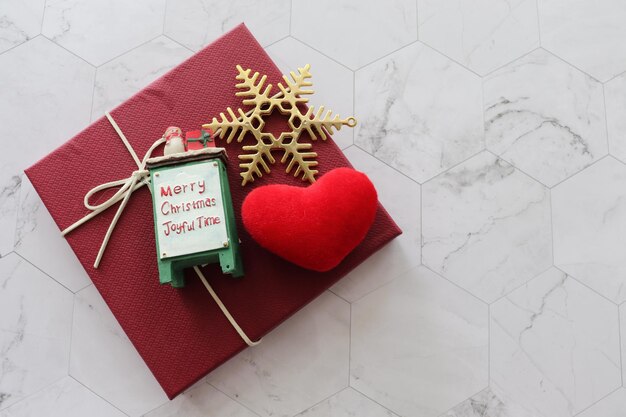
[241,167,378,272]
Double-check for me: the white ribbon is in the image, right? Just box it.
[61,111,261,347]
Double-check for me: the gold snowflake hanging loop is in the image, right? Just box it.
[202,64,357,186]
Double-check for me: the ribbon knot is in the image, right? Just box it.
[60,112,261,347]
[62,112,165,268]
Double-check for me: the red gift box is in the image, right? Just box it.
[25,24,401,398]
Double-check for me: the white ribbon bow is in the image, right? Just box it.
[61,112,165,268]
[60,111,260,347]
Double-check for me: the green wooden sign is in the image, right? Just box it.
[146,148,243,287]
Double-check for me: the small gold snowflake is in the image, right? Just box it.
[202,64,357,186]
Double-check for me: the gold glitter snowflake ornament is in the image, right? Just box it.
[203,64,357,186]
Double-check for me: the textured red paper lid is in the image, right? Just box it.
[25,24,401,399]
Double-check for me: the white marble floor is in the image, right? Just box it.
[1,0,626,416]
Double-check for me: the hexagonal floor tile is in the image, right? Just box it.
[422,151,552,303]
[577,388,626,417]
[0,37,94,175]
[604,72,626,164]
[291,0,417,70]
[0,34,91,283]
[354,42,484,183]
[295,388,397,417]
[92,36,193,120]
[491,268,621,417]
[350,265,488,417]
[0,377,126,417]
[442,387,536,417]
[266,37,354,150]
[144,381,257,417]
[0,253,73,410]
[164,0,290,51]
[207,291,350,417]
[484,49,607,187]
[330,147,420,302]
[552,157,626,303]
[42,0,165,66]
[0,0,45,54]
[539,0,626,82]
[70,285,168,417]
[418,0,539,75]
[14,176,91,293]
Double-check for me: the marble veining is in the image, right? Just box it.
[0,254,73,411]
[443,387,536,417]
[42,0,166,66]
[144,381,258,417]
[490,268,621,417]
[207,292,350,417]
[604,72,626,164]
[14,177,91,293]
[484,49,607,187]
[165,0,290,51]
[1,0,626,415]
[422,151,552,303]
[539,0,626,82]
[296,388,397,417]
[0,172,21,257]
[291,0,418,70]
[69,285,168,416]
[355,42,484,183]
[350,265,488,417]
[0,377,127,417]
[92,36,193,120]
[552,157,626,303]
[418,0,539,75]
[0,0,45,54]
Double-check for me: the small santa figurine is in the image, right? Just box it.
[163,126,186,156]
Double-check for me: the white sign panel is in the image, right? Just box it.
[152,161,228,259]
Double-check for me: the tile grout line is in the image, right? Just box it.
[535,0,542,46]
[547,153,612,190]
[483,148,549,190]
[352,143,421,186]
[161,0,168,36]
[67,294,76,375]
[488,263,555,306]
[349,384,402,417]
[618,303,624,387]
[572,385,622,416]
[602,83,612,156]
[206,381,263,417]
[69,376,131,417]
[553,265,618,306]
[92,34,163,69]
[481,45,542,78]
[488,303,491,384]
[354,40,420,72]
[0,374,67,413]
[289,386,351,417]
[287,36,354,72]
[421,263,490,306]
[39,34,96,69]
[419,182,423,266]
[542,46,604,84]
[288,0,293,36]
[13,251,73,294]
[161,33,195,54]
[548,187,555,267]
[436,386,488,417]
